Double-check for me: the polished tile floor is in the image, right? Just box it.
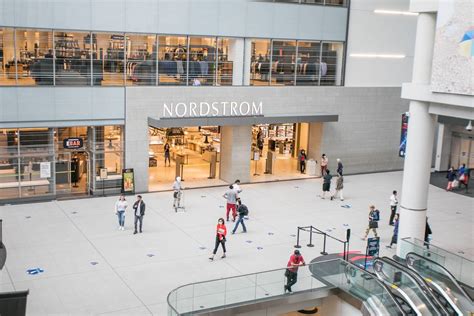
[0,171,472,315]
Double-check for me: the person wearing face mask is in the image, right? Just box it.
[209,218,227,261]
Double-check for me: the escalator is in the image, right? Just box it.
[373,257,448,316]
[342,262,413,315]
[405,252,474,315]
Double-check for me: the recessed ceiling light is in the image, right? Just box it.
[374,9,419,16]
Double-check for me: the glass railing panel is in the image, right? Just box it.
[191,279,226,313]
[255,269,286,299]
[400,237,474,287]
[222,275,257,306]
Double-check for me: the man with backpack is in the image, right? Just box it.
[232,198,248,234]
[362,205,380,240]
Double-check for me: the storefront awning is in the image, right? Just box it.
[148,114,338,128]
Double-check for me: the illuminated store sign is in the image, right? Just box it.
[163,101,263,118]
[63,138,83,149]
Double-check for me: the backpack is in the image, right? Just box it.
[239,204,249,216]
[372,210,380,221]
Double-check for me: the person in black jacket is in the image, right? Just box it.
[132,195,146,234]
[232,198,248,234]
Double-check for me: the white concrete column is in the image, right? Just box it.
[228,38,244,86]
[219,125,252,183]
[243,38,252,86]
[397,12,437,256]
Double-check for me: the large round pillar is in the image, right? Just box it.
[397,12,437,256]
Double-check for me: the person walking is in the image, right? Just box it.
[132,195,146,234]
[336,158,343,176]
[389,190,398,226]
[362,205,380,240]
[223,185,238,222]
[321,169,333,199]
[115,194,128,230]
[446,167,457,191]
[284,250,305,293]
[209,218,227,260]
[172,176,183,210]
[386,213,399,249]
[330,173,344,201]
[320,154,328,176]
[298,149,307,174]
[458,163,469,191]
[232,198,248,234]
[164,142,171,167]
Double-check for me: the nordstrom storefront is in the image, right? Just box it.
[125,87,340,192]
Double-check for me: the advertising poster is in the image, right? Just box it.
[399,113,409,158]
[122,168,135,194]
[431,0,473,95]
[40,162,51,178]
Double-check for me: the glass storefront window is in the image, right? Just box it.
[93,33,125,86]
[126,34,157,86]
[250,39,271,86]
[0,28,15,86]
[15,29,54,85]
[188,37,217,86]
[217,38,233,86]
[271,40,296,86]
[296,41,321,86]
[54,31,91,86]
[158,36,188,86]
[320,42,343,86]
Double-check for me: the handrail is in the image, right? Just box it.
[166,258,338,315]
[381,257,449,315]
[406,252,473,303]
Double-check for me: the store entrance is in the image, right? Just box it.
[55,151,90,196]
[251,123,314,181]
[148,126,226,191]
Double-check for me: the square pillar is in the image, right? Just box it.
[219,125,252,183]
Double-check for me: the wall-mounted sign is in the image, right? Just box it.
[163,101,264,118]
[63,138,84,150]
[40,162,51,178]
[399,113,409,158]
[122,168,135,194]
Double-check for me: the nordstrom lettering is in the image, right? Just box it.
[163,101,263,118]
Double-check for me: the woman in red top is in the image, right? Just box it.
[209,218,227,260]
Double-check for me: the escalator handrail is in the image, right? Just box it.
[406,252,474,303]
[344,262,408,316]
[380,257,450,315]
[373,257,447,316]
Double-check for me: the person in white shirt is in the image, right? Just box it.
[389,190,398,226]
[173,176,183,210]
[233,179,242,196]
[115,194,128,231]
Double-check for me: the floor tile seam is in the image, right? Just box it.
[52,200,153,315]
[2,265,16,291]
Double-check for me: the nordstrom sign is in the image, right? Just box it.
[163,101,263,118]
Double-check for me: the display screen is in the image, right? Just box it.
[399,113,409,158]
[122,168,135,193]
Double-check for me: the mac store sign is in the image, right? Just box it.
[163,101,264,118]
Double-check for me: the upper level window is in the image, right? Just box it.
[126,34,157,86]
[93,33,125,86]
[158,35,187,86]
[0,28,15,86]
[271,40,296,86]
[16,29,54,85]
[189,37,217,86]
[250,39,271,86]
[54,31,91,86]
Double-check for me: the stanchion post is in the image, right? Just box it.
[307,226,314,247]
[320,233,328,255]
[294,227,301,248]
